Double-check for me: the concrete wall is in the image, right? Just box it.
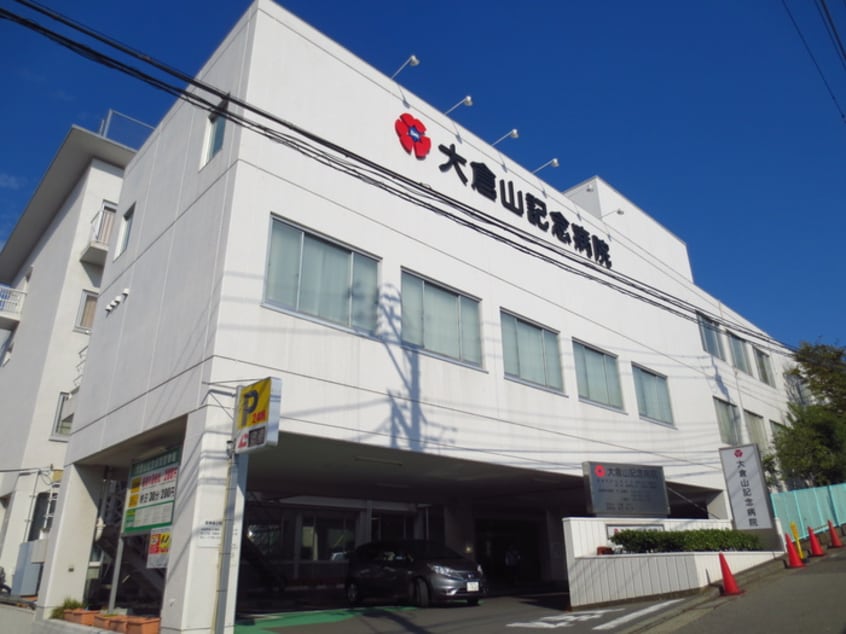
[562,516,783,606]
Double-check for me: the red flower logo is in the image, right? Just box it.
[734,449,744,458]
[395,113,431,159]
[594,464,606,478]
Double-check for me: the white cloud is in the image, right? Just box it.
[0,174,25,190]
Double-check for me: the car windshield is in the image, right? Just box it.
[407,541,464,560]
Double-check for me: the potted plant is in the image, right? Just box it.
[52,597,82,620]
[126,616,161,634]
[65,607,99,625]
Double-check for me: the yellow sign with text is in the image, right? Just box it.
[234,377,281,454]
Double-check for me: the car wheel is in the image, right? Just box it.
[467,597,479,606]
[346,580,362,605]
[415,578,430,608]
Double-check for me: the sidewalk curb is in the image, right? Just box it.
[617,556,791,634]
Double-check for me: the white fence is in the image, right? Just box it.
[562,517,784,607]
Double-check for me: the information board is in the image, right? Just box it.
[123,448,180,535]
[583,461,669,517]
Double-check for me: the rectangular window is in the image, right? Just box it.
[728,332,751,374]
[714,398,741,445]
[573,341,623,409]
[698,313,725,360]
[633,365,674,424]
[754,347,775,386]
[769,420,786,441]
[206,111,226,163]
[75,291,98,332]
[91,201,117,245]
[501,311,563,390]
[401,272,481,365]
[203,98,229,166]
[53,391,73,436]
[744,410,768,453]
[115,204,134,257]
[265,219,378,332]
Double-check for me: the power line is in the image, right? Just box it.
[782,0,846,123]
[2,3,797,354]
[815,0,846,68]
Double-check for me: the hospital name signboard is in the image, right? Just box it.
[394,113,613,270]
[719,444,773,530]
[234,377,281,454]
[123,448,180,535]
[583,461,669,517]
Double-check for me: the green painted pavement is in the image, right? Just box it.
[235,606,416,631]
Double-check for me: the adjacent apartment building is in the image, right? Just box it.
[0,1,793,631]
[0,126,133,594]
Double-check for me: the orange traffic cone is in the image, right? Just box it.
[828,520,844,548]
[785,533,805,568]
[718,552,743,596]
[808,525,825,557]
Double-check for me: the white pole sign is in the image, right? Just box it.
[719,444,773,530]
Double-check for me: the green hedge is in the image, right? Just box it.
[609,529,762,553]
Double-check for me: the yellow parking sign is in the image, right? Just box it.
[234,377,281,454]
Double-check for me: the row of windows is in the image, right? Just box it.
[697,314,775,387]
[264,218,676,425]
[713,397,781,452]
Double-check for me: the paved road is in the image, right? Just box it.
[235,592,686,633]
[632,548,846,633]
[235,549,846,633]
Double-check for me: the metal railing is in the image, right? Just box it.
[89,206,117,246]
[0,286,25,316]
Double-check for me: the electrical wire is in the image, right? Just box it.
[782,0,846,122]
[1,3,798,356]
[815,0,846,68]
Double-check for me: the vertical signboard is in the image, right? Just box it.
[719,444,773,530]
[147,527,171,569]
[234,377,281,454]
[123,448,180,535]
[583,461,669,517]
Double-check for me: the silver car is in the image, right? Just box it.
[345,539,486,607]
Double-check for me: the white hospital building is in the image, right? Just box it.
[0,1,793,631]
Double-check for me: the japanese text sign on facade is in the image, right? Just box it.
[394,113,613,270]
[719,444,773,530]
[123,448,180,535]
[583,461,669,517]
[234,377,281,454]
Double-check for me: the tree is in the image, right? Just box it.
[773,342,846,486]
[772,403,846,486]
[791,342,846,415]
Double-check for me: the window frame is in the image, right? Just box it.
[53,391,73,436]
[203,98,229,166]
[753,347,775,386]
[75,290,98,333]
[632,363,674,425]
[500,310,564,392]
[400,270,482,366]
[744,409,768,453]
[573,340,624,410]
[727,332,752,374]
[263,217,379,333]
[115,204,135,258]
[713,397,741,445]
[697,312,725,360]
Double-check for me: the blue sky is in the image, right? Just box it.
[1,0,843,350]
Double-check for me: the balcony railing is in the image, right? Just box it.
[0,285,25,329]
[80,206,116,266]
